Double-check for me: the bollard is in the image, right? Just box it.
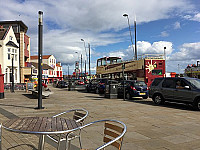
[0,65,4,99]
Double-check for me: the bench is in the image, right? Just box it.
[29,89,51,98]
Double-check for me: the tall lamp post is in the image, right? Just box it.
[11,54,14,93]
[37,11,44,109]
[75,52,79,79]
[123,13,135,60]
[81,39,87,82]
[164,47,166,77]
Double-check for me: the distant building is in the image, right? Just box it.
[30,55,63,82]
[0,21,31,83]
[0,26,20,83]
[185,61,200,79]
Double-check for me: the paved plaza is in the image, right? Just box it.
[1,85,200,150]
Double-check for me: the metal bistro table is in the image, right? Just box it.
[0,117,81,150]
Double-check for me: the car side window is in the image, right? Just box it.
[162,79,175,88]
[176,80,189,89]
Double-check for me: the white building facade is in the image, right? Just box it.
[0,26,20,83]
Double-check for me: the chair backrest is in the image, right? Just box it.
[103,122,124,150]
[80,119,127,150]
[53,108,89,124]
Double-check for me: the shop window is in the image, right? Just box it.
[152,69,162,75]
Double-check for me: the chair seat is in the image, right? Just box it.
[48,132,79,142]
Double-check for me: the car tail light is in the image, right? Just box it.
[130,86,136,91]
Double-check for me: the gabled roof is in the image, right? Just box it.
[31,55,52,60]
[6,41,19,48]
[0,28,7,40]
[31,62,54,70]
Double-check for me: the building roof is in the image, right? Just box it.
[0,26,7,40]
[6,41,19,48]
[31,62,54,70]
[56,64,61,67]
[31,55,52,60]
[0,21,28,33]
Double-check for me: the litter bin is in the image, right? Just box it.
[68,80,72,91]
[105,80,118,99]
[68,80,75,91]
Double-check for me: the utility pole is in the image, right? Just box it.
[88,43,91,78]
[81,54,82,77]
[134,16,137,60]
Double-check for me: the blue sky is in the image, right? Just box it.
[1,0,200,75]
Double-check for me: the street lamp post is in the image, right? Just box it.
[88,43,91,78]
[37,11,44,109]
[75,52,79,79]
[164,47,166,77]
[123,13,135,60]
[11,54,14,93]
[81,39,87,82]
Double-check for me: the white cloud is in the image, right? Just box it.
[0,0,196,74]
[169,42,200,61]
[160,31,169,37]
[184,13,200,22]
[174,21,181,29]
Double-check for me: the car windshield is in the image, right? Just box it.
[186,78,200,89]
[134,81,146,86]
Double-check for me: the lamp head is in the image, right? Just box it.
[81,39,84,41]
[123,14,128,17]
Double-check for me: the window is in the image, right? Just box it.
[151,78,163,86]
[15,54,17,61]
[15,49,17,53]
[162,79,175,88]
[12,49,14,53]
[15,69,17,81]
[152,69,162,75]
[8,48,11,53]
[9,36,13,41]
[8,54,10,60]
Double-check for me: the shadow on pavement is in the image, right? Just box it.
[7,144,37,150]
[128,99,194,111]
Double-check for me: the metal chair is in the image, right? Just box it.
[80,119,127,150]
[46,108,89,150]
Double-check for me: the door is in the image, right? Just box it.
[161,78,175,100]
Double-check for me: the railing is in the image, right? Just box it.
[4,83,26,90]
[137,54,165,60]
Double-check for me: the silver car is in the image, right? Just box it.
[149,77,200,110]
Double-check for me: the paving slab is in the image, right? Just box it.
[1,85,200,150]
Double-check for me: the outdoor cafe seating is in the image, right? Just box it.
[46,108,89,150]
[80,119,127,150]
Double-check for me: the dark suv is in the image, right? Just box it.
[149,77,200,110]
[118,80,148,99]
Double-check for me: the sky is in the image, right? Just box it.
[0,0,200,75]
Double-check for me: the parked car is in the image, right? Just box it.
[86,78,108,93]
[118,80,148,99]
[76,80,85,85]
[149,77,200,110]
[57,81,68,88]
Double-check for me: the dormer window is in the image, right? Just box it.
[9,36,13,41]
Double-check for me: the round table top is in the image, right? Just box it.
[2,117,81,135]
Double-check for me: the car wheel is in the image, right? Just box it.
[193,98,200,111]
[153,94,164,105]
[126,92,131,100]
[95,88,99,94]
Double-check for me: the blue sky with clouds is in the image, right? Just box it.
[1,0,200,75]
